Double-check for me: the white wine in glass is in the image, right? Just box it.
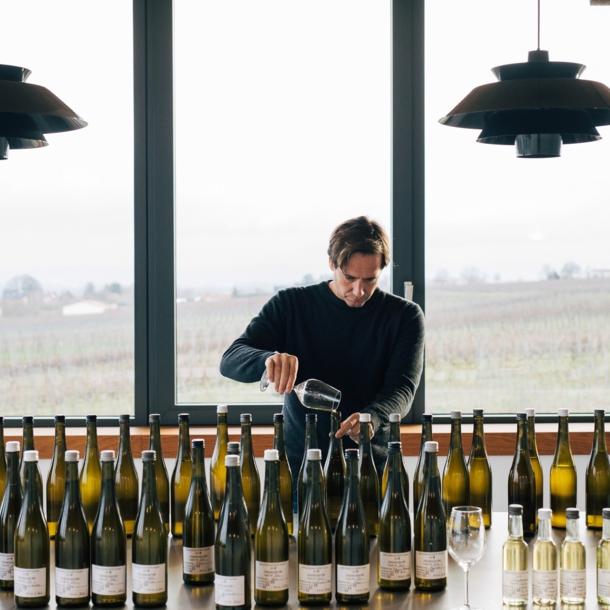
[260,370,341,412]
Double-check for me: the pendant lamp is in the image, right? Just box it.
[0,64,87,161]
[438,1,610,158]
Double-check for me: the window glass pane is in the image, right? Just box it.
[426,0,610,413]
[175,0,391,403]
[0,1,134,415]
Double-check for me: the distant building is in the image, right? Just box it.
[62,300,117,316]
[590,268,610,279]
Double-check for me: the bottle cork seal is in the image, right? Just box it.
[473,409,484,416]
[566,508,579,519]
[422,413,433,421]
[217,404,228,414]
[516,412,527,421]
[119,414,131,423]
[524,408,535,417]
[86,414,97,423]
[264,449,280,461]
[101,450,115,462]
[23,450,39,462]
[388,441,402,451]
[225,455,240,467]
[305,413,317,422]
[307,449,322,461]
[360,413,372,423]
[273,413,284,422]
[450,411,462,419]
[227,442,240,454]
[344,448,359,460]
[149,414,160,423]
[192,439,205,449]
[508,504,523,515]
[389,413,400,423]
[603,508,610,519]
[558,408,569,417]
[65,450,79,462]
[142,450,156,461]
[424,441,438,453]
[55,414,66,423]
[538,508,552,520]
[178,413,190,422]
[6,441,19,453]
[240,413,252,423]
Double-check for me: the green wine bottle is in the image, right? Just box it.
[272,413,294,536]
[46,414,67,539]
[148,414,170,535]
[210,404,229,522]
[0,417,6,501]
[336,448,370,604]
[324,410,345,532]
[171,413,192,538]
[378,441,412,590]
[414,441,447,592]
[215,454,252,610]
[586,409,610,529]
[0,441,22,590]
[298,413,318,519]
[297,448,332,605]
[115,413,139,537]
[468,408,492,528]
[413,413,433,512]
[508,413,537,537]
[240,414,260,537]
[79,414,102,534]
[92,450,127,606]
[14,450,50,607]
[442,410,469,521]
[550,408,577,529]
[359,413,379,537]
[525,408,544,528]
[132,450,168,608]
[382,413,409,508]
[55,450,90,607]
[183,439,215,585]
[255,449,289,606]
[19,416,43,502]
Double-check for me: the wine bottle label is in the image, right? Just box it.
[183,546,214,575]
[298,563,332,595]
[336,564,371,595]
[560,569,586,597]
[92,564,126,595]
[215,574,245,606]
[415,550,448,580]
[380,551,412,581]
[256,560,289,591]
[14,566,46,598]
[0,553,14,580]
[533,569,557,599]
[598,568,610,598]
[132,563,166,594]
[503,570,529,599]
[56,567,89,599]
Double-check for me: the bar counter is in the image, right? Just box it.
[0,512,603,609]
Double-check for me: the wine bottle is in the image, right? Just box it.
[335,448,370,604]
[215,454,252,610]
[132,450,168,607]
[414,441,447,592]
[92,450,127,606]
[378,441,411,590]
[149,413,170,534]
[14,450,50,607]
[255,449,289,606]
[0,441,22,590]
[183,439,215,585]
[19,415,43,501]
[532,508,558,605]
[297,448,332,605]
[272,413,294,536]
[550,408,577,529]
[115,413,139,537]
[524,408,543,526]
[79,413,102,533]
[413,413,433,512]
[502,504,529,606]
[324,410,345,532]
[586,409,610,529]
[597,507,610,604]
[359,413,379,537]
[55,449,90,607]
[210,404,229,522]
[0,417,6,500]
[508,412,536,537]
[171,412,192,538]
[560,508,586,604]
[298,413,318,519]
[240,413,260,537]
[468,408,492,528]
[382,413,409,508]
[46,414,67,539]
[442,411,469,521]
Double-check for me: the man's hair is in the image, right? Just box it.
[327,216,390,270]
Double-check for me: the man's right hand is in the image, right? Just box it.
[265,353,299,395]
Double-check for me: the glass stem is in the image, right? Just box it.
[464,567,470,608]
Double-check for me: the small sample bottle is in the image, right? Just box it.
[597,507,610,604]
[502,504,528,606]
[560,507,586,604]
[532,508,557,605]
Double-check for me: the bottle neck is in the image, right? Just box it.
[24,461,41,504]
[263,460,280,498]
[23,424,35,451]
[329,413,343,454]
[241,422,254,456]
[101,461,117,501]
[359,421,372,455]
[142,460,159,505]
[527,416,539,456]
[273,422,286,458]
[7,452,20,486]
[191,446,206,479]
[304,420,318,451]
[594,414,607,452]
[86,421,98,449]
[566,517,580,541]
[449,418,463,452]
[471,416,486,453]
[217,413,228,439]
[389,421,400,443]
[557,416,570,447]
[386,450,403,495]
[422,450,440,496]
[149,421,163,457]
[304,460,324,509]
[603,518,610,540]
[226,464,245,507]
[177,420,191,459]
[538,518,551,541]
[64,461,81,503]
[118,420,132,453]
[508,514,524,539]
[516,419,529,454]
[346,457,360,497]
[53,422,66,452]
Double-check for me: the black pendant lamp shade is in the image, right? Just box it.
[439,50,610,158]
[0,64,87,160]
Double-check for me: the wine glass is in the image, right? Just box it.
[260,370,341,412]
[448,506,486,610]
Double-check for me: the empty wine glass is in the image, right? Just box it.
[448,506,486,610]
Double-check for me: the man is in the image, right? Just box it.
[219,216,425,485]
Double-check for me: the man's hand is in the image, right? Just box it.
[266,353,299,395]
[335,412,375,444]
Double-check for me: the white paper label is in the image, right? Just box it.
[0,553,14,581]
[56,567,89,599]
[256,560,289,591]
[380,551,411,581]
[132,563,166,594]
[92,564,126,595]
[183,546,214,575]
[215,574,245,606]
[415,550,448,580]
[298,564,332,595]
[503,570,529,599]
[533,569,557,599]
[14,566,47,598]
[598,568,610,598]
[336,564,370,595]
[560,569,586,598]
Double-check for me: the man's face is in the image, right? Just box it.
[329,252,383,308]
